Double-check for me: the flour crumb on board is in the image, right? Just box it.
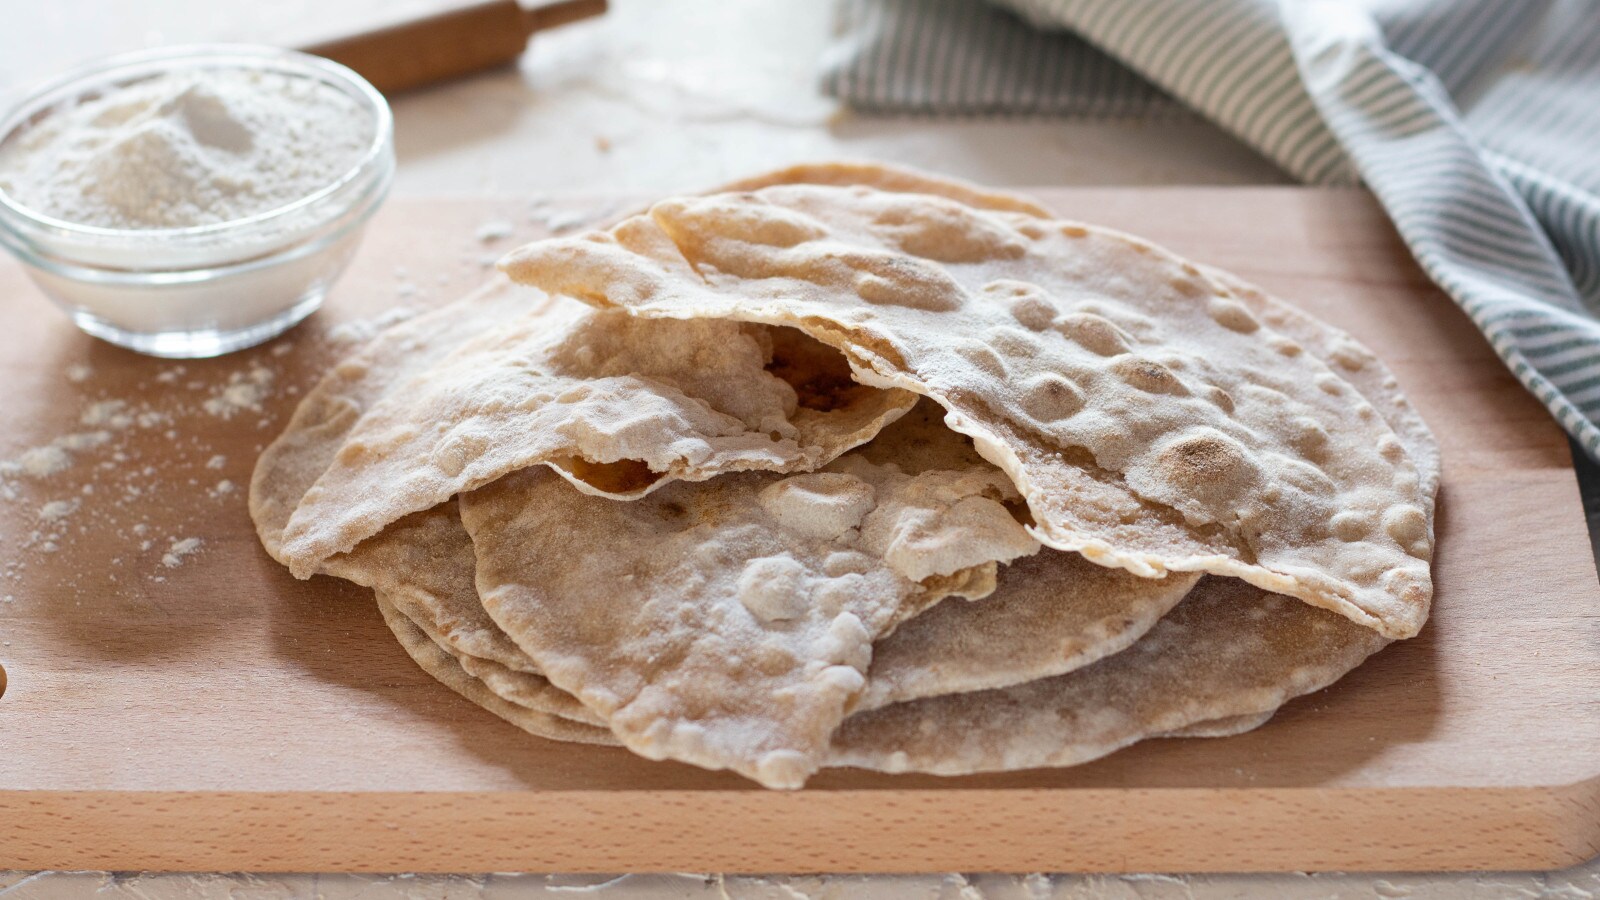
[7,445,71,478]
[542,209,591,233]
[203,366,274,418]
[475,219,515,243]
[161,537,202,568]
[65,363,92,383]
[38,499,79,522]
[328,306,416,345]
[1,430,113,482]
[206,455,227,470]
[529,200,618,235]
[81,399,133,429]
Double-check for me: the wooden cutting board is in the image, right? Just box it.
[1,188,1597,874]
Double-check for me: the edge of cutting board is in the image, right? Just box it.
[3,782,1599,872]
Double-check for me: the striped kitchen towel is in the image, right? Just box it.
[823,0,1600,457]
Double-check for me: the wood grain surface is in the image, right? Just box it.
[1,189,1596,873]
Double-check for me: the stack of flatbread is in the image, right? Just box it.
[250,164,1438,789]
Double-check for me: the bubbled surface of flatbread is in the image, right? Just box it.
[829,576,1388,776]
[460,413,1040,790]
[826,276,1443,777]
[1203,265,1441,515]
[713,165,1440,531]
[501,183,1435,638]
[788,161,1437,508]
[274,298,916,579]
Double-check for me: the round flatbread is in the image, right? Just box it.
[257,163,1441,790]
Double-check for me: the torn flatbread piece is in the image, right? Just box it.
[270,293,915,579]
[251,278,530,564]
[833,398,1203,709]
[501,180,1435,638]
[460,411,1040,789]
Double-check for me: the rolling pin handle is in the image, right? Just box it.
[527,0,609,32]
[301,0,608,95]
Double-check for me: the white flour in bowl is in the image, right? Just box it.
[0,68,371,229]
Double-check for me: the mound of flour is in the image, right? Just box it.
[0,68,372,229]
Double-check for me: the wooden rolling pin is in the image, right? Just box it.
[301,0,607,94]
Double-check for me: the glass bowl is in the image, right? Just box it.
[0,45,394,358]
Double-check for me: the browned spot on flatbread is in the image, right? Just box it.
[557,457,664,495]
[765,326,876,413]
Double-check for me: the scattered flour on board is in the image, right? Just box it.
[8,445,72,478]
[528,199,619,235]
[38,498,80,522]
[4,280,450,595]
[327,306,417,345]
[202,366,274,418]
[161,537,203,568]
[81,399,134,429]
[0,431,112,485]
[0,354,277,586]
[475,219,516,243]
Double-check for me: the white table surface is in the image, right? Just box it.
[2,1,1596,896]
